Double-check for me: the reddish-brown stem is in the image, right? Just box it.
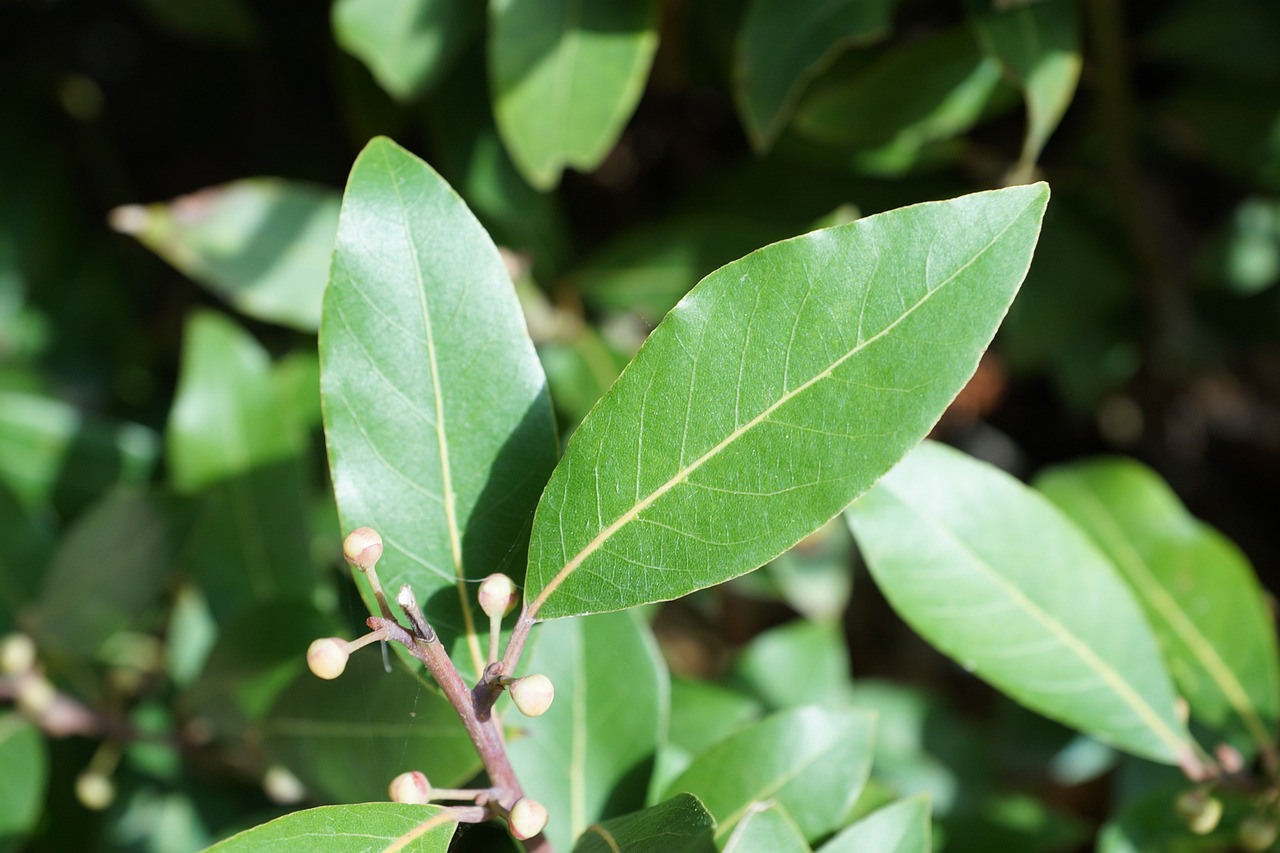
[368,617,553,853]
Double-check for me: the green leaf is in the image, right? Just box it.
[662,705,876,842]
[651,678,763,798]
[973,0,1082,174]
[0,482,48,634]
[168,311,315,622]
[571,793,717,853]
[525,183,1049,621]
[489,0,660,189]
[1035,458,1280,757]
[846,441,1195,766]
[722,802,812,853]
[732,619,851,711]
[817,796,930,853]
[204,803,456,852]
[734,0,895,150]
[0,714,47,853]
[320,136,558,680]
[795,27,1002,150]
[110,179,340,331]
[757,520,855,622]
[24,489,170,659]
[507,611,668,851]
[332,0,479,101]
[127,0,259,45]
[263,659,478,804]
[0,389,158,516]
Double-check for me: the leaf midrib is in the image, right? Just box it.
[1060,477,1274,751]
[529,196,1034,617]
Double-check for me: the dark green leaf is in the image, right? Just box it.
[817,796,930,853]
[662,705,876,842]
[204,803,456,852]
[846,441,1195,765]
[263,659,478,804]
[0,389,158,515]
[525,183,1049,620]
[111,180,339,331]
[973,0,1081,173]
[332,0,480,101]
[489,0,660,189]
[0,482,48,633]
[795,27,1002,150]
[507,612,668,851]
[1036,458,1280,756]
[320,136,558,681]
[722,802,811,853]
[0,714,47,853]
[734,0,895,150]
[571,793,716,853]
[24,489,170,659]
[732,619,851,710]
[168,311,315,622]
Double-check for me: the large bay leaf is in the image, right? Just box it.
[651,678,763,798]
[332,0,479,102]
[734,0,895,150]
[0,714,46,853]
[846,441,1195,765]
[571,793,716,853]
[973,0,1082,174]
[488,0,660,190]
[320,137,557,680]
[169,311,315,622]
[507,611,668,851]
[263,659,478,804]
[731,619,851,711]
[525,183,1048,620]
[110,179,339,331]
[661,705,876,843]
[722,803,812,853]
[816,796,930,853]
[1036,458,1280,756]
[204,803,455,852]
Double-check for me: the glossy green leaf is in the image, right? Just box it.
[332,0,479,101]
[205,803,456,852]
[973,0,1081,174]
[525,183,1049,621]
[795,27,1002,150]
[111,179,339,331]
[263,659,478,804]
[732,619,851,711]
[817,796,930,853]
[662,705,876,842]
[0,389,158,515]
[651,678,763,798]
[320,136,557,680]
[734,0,895,150]
[169,312,315,622]
[722,802,812,853]
[507,611,668,851]
[0,714,47,853]
[846,441,1195,765]
[572,794,716,853]
[24,489,170,659]
[1035,458,1280,756]
[489,0,660,189]
[758,520,855,621]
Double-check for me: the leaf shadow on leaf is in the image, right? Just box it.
[599,752,657,825]
[494,3,654,93]
[420,396,557,657]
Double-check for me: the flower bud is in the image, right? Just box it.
[479,574,518,619]
[509,674,555,718]
[263,765,306,805]
[343,527,384,570]
[15,674,56,718]
[76,771,115,811]
[0,632,36,675]
[1176,790,1223,835]
[306,638,350,680]
[509,797,548,840]
[388,770,432,805]
[1240,815,1279,851]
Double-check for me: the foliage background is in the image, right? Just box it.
[2,0,1279,850]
